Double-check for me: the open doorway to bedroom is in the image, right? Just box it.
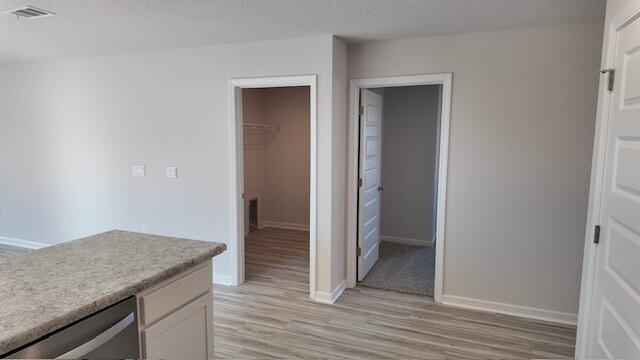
[357,85,442,297]
[347,74,452,302]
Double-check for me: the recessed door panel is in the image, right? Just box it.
[587,14,640,359]
[357,89,384,281]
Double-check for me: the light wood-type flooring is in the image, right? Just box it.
[213,227,576,359]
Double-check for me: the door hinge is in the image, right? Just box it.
[358,178,363,187]
[600,68,615,92]
[242,193,245,199]
[357,247,362,256]
[359,105,364,116]
[594,225,601,244]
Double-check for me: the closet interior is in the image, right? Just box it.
[242,86,311,284]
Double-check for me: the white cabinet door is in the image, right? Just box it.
[142,292,214,359]
[586,14,640,360]
[357,89,384,281]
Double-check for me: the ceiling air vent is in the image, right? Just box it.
[4,5,55,19]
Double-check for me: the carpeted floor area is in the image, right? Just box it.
[359,241,435,297]
[0,244,29,262]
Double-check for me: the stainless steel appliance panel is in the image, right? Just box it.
[4,296,139,359]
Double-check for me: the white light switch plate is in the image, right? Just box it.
[166,166,177,178]
[132,165,145,177]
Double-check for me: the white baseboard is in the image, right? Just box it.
[262,221,309,231]
[0,235,49,249]
[213,273,234,286]
[382,235,432,247]
[315,279,346,304]
[442,294,578,326]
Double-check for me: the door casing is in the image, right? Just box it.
[228,75,318,300]
[346,73,453,303]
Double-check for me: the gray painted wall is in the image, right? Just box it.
[378,85,441,245]
[242,87,310,232]
[349,21,603,315]
[0,35,347,294]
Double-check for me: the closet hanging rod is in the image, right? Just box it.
[242,123,280,131]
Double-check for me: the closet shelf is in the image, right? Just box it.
[243,123,280,131]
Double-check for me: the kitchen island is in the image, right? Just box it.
[0,230,226,358]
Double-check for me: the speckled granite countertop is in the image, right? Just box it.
[0,230,226,354]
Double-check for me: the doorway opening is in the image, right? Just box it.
[229,76,318,300]
[242,86,310,288]
[357,85,441,297]
[347,74,452,302]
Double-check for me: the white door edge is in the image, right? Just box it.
[575,2,640,357]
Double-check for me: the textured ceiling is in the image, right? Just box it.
[0,0,605,63]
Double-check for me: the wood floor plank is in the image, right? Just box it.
[213,228,576,359]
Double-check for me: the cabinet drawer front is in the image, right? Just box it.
[139,263,211,326]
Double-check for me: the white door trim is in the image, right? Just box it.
[228,75,318,300]
[575,2,640,357]
[346,73,452,303]
[0,235,49,249]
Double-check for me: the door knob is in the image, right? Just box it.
[378,185,384,192]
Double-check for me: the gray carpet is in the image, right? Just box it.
[0,244,29,262]
[359,241,435,297]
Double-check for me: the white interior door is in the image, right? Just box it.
[357,89,383,281]
[586,15,640,359]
